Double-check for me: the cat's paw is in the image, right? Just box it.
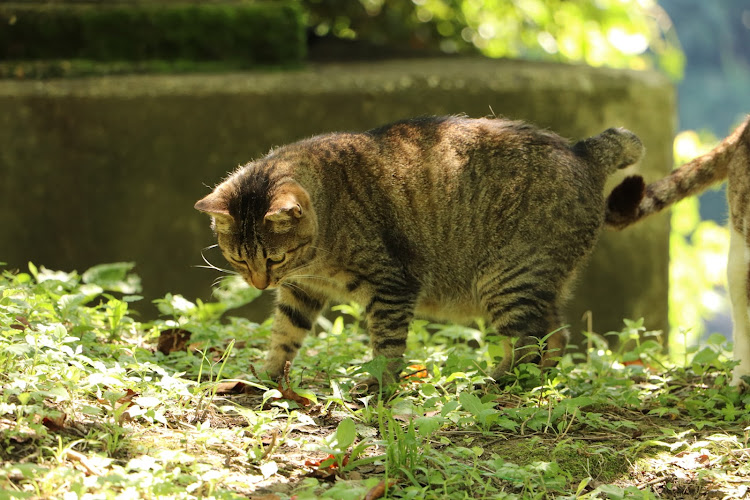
[350,372,398,396]
[731,359,750,389]
[350,377,383,395]
[731,370,750,390]
[260,358,287,383]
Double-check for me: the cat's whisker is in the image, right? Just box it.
[307,245,335,257]
[196,247,234,274]
[280,281,308,294]
[284,263,317,275]
[195,263,234,274]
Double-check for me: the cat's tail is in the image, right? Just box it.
[573,127,645,176]
[605,116,750,230]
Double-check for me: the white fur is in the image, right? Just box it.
[728,225,750,385]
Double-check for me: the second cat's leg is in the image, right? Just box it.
[728,225,750,386]
[263,285,327,380]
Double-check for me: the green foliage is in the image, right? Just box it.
[303,0,684,78]
[0,2,305,64]
[2,262,749,498]
[667,130,730,360]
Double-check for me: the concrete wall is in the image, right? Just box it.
[0,58,674,341]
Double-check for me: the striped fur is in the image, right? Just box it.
[195,116,644,384]
[605,116,750,385]
[606,117,750,229]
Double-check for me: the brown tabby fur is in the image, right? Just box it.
[606,116,750,385]
[195,116,644,385]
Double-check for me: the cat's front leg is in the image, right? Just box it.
[728,226,750,386]
[362,284,418,388]
[263,285,327,380]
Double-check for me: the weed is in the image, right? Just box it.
[1,263,749,498]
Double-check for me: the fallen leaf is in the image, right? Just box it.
[42,413,67,431]
[259,461,278,478]
[364,479,399,500]
[214,380,257,394]
[156,328,192,355]
[305,454,338,469]
[669,451,713,470]
[117,389,138,405]
[403,364,428,379]
[275,384,312,407]
[271,361,312,407]
[11,316,31,331]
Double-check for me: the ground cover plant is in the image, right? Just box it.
[1,260,750,499]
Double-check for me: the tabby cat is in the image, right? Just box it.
[195,116,644,385]
[606,116,750,385]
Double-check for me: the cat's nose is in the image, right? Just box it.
[250,274,269,290]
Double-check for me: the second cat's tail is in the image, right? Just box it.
[605,116,750,230]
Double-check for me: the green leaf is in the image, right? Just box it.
[334,418,356,449]
[441,400,460,417]
[82,262,141,294]
[415,416,443,437]
[692,347,719,365]
[359,356,388,384]
[458,392,485,417]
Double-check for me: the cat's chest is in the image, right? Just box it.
[294,265,481,323]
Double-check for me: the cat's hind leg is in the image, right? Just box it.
[477,264,568,380]
[728,225,750,386]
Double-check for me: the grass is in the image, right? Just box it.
[1,262,749,499]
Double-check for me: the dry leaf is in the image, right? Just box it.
[42,413,67,431]
[213,380,258,394]
[11,316,31,331]
[364,479,399,500]
[156,328,192,355]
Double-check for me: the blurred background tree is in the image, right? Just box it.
[302,0,749,138]
[303,0,685,78]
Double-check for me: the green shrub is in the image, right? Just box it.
[0,2,305,64]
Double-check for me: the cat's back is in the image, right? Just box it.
[364,115,572,166]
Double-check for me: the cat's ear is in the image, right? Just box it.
[264,191,304,233]
[194,192,233,231]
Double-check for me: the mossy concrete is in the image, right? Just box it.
[0,58,674,342]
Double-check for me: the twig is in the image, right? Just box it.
[65,449,102,476]
[260,430,278,461]
[637,475,668,490]
[558,407,579,440]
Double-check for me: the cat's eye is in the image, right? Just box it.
[268,254,286,266]
[228,257,245,266]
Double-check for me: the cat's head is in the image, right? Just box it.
[195,172,318,290]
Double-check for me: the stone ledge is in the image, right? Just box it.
[0,58,669,97]
[0,58,674,342]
